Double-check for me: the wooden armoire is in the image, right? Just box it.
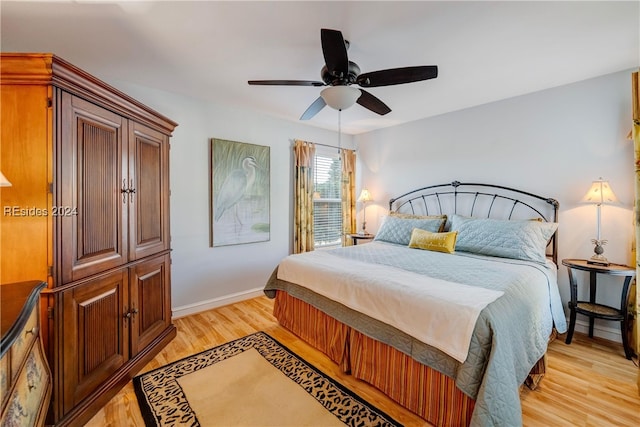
[0,53,177,426]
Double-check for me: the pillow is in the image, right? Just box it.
[449,214,558,264]
[390,213,447,233]
[374,215,447,246]
[408,229,458,254]
[391,212,447,224]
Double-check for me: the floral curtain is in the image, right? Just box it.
[632,71,639,393]
[340,148,357,246]
[633,121,639,390]
[293,139,316,254]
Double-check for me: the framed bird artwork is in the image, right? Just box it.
[210,138,270,246]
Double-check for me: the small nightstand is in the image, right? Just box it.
[562,258,635,359]
[348,233,375,245]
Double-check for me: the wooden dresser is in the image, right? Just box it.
[0,53,178,426]
[1,281,51,426]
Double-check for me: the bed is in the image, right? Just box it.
[264,181,567,427]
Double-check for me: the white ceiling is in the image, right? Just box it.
[1,1,638,134]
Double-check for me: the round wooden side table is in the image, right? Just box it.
[348,233,375,245]
[561,258,635,359]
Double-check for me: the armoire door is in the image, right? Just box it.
[129,254,171,356]
[59,92,128,284]
[128,121,170,260]
[61,269,129,412]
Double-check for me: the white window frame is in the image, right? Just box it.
[313,145,342,248]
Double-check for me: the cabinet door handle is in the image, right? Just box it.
[25,327,38,335]
[123,311,132,319]
[121,179,129,203]
[129,179,136,203]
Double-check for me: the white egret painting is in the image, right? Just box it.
[210,138,270,246]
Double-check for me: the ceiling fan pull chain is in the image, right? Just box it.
[338,109,342,153]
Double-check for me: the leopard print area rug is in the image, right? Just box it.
[133,331,403,426]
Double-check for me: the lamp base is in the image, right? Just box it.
[359,221,367,235]
[588,239,609,266]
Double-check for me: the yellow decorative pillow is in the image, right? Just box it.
[408,228,458,254]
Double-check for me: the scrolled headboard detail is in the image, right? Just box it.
[389,181,560,264]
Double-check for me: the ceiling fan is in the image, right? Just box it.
[248,28,438,120]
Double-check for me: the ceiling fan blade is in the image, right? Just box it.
[300,96,327,120]
[357,90,391,115]
[356,66,438,87]
[321,28,349,77]
[248,80,325,87]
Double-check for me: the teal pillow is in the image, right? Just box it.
[374,215,447,246]
[449,215,558,264]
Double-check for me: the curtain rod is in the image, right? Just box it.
[295,139,356,152]
[311,141,356,152]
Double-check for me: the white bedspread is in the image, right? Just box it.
[277,250,504,363]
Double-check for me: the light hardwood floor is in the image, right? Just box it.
[86,296,640,426]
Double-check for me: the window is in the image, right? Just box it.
[313,146,342,248]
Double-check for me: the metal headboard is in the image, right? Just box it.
[389,181,560,264]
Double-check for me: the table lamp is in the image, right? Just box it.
[357,188,372,235]
[581,178,618,265]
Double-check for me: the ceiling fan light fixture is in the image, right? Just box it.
[249,29,437,120]
[320,86,361,111]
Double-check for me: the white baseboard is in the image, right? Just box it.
[569,318,622,343]
[172,287,265,319]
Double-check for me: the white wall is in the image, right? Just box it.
[111,80,354,316]
[355,70,635,342]
[115,70,634,342]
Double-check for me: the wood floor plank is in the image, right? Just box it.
[85,296,640,427]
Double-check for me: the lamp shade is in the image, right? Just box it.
[581,178,618,205]
[357,188,372,203]
[320,86,361,111]
[0,171,12,187]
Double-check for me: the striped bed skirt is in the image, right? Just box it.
[273,290,547,427]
